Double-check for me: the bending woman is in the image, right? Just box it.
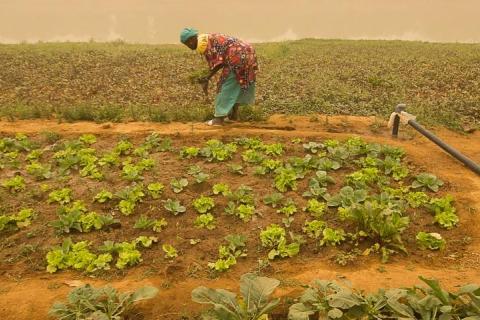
[180,28,258,125]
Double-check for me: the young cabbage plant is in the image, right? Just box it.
[191,273,280,320]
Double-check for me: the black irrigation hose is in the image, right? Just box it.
[406,119,480,176]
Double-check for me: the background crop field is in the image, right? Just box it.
[1,39,479,129]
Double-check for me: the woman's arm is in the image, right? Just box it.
[199,63,224,95]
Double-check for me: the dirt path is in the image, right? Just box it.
[0,115,479,320]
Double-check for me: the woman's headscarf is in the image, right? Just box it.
[180,28,198,44]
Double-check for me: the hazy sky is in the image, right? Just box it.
[0,0,479,44]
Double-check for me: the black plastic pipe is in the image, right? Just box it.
[407,119,480,175]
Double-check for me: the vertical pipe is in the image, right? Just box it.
[391,104,406,138]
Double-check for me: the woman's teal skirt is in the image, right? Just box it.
[214,71,256,117]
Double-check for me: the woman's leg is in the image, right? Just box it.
[213,73,241,118]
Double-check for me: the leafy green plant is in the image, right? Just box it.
[288,276,480,320]
[383,156,409,181]
[46,238,113,273]
[226,185,255,206]
[162,244,178,259]
[147,182,165,199]
[412,173,444,192]
[326,186,368,208]
[192,195,215,214]
[192,273,280,320]
[416,232,446,250]
[264,143,284,156]
[200,139,237,161]
[303,220,326,239]
[427,195,459,229]
[49,285,158,320]
[319,227,346,246]
[115,184,146,216]
[260,224,286,248]
[170,177,188,193]
[79,134,96,145]
[236,204,256,222]
[26,161,53,180]
[134,215,167,232]
[274,166,299,192]
[48,188,73,205]
[260,224,300,260]
[2,175,26,192]
[346,167,383,188]
[180,146,199,159]
[302,178,328,199]
[118,199,136,216]
[208,234,247,272]
[194,213,216,230]
[163,199,186,215]
[99,151,121,167]
[51,205,118,234]
[242,149,265,164]
[263,192,284,208]
[114,140,133,155]
[212,183,230,196]
[93,190,113,203]
[339,200,409,261]
[303,199,326,218]
[406,191,429,208]
[0,208,35,232]
[303,141,324,154]
[277,199,297,217]
[228,163,245,175]
[317,157,341,171]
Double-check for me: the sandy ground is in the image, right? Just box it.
[0,114,479,320]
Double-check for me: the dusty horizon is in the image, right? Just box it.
[1,0,480,44]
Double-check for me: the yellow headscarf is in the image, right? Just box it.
[196,34,209,54]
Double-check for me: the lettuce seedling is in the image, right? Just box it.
[114,140,133,155]
[212,183,230,196]
[26,162,53,180]
[277,199,297,216]
[192,195,215,214]
[48,188,73,205]
[274,167,298,192]
[242,149,265,164]
[194,213,216,230]
[320,227,346,246]
[405,191,429,208]
[303,199,326,218]
[264,143,284,156]
[180,146,199,159]
[93,190,113,203]
[2,175,26,192]
[79,134,97,145]
[147,182,164,199]
[416,232,446,250]
[162,244,178,259]
[427,195,458,229]
[303,220,326,239]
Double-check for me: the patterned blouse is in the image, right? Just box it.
[204,33,258,91]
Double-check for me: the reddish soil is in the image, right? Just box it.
[0,114,479,320]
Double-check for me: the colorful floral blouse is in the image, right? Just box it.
[204,33,258,91]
